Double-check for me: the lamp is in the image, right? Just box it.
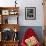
[15,0,17,7]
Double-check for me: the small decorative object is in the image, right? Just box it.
[0,10,2,14]
[5,18,8,24]
[2,10,9,15]
[10,11,14,15]
[15,0,17,7]
[13,28,17,32]
[13,32,18,41]
[0,15,1,24]
[0,32,1,41]
[25,7,36,20]
[2,28,13,41]
[9,9,18,15]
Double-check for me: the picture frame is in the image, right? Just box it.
[25,7,36,20]
[2,10,9,15]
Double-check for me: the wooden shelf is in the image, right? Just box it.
[0,7,19,46]
[0,40,19,46]
[2,40,19,42]
[0,24,19,32]
[0,7,19,10]
[0,7,19,24]
[0,7,19,15]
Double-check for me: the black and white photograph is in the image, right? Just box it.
[25,7,36,20]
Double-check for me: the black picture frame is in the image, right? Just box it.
[25,7,36,20]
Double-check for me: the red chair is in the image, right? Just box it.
[21,28,41,46]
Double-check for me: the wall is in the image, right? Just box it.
[18,0,44,26]
[0,0,44,26]
[18,26,43,44]
[0,0,44,44]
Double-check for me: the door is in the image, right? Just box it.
[43,0,46,46]
[43,0,46,26]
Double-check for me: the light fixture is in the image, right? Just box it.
[15,0,17,7]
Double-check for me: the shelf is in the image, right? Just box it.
[0,7,19,16]
[0,24,19,32]
[1,40,19,46]
[0,7,19,46]
[0,7,19,10]
[0,7,19,24]
[2,40,19,43]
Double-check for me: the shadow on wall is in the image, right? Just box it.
[18,26,44,44]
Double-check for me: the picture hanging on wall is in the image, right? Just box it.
[25,7,36,20]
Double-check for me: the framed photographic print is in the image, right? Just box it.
[2,10,9,15]
[25,7,36,20]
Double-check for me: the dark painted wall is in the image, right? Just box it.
[18,26,44,44]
